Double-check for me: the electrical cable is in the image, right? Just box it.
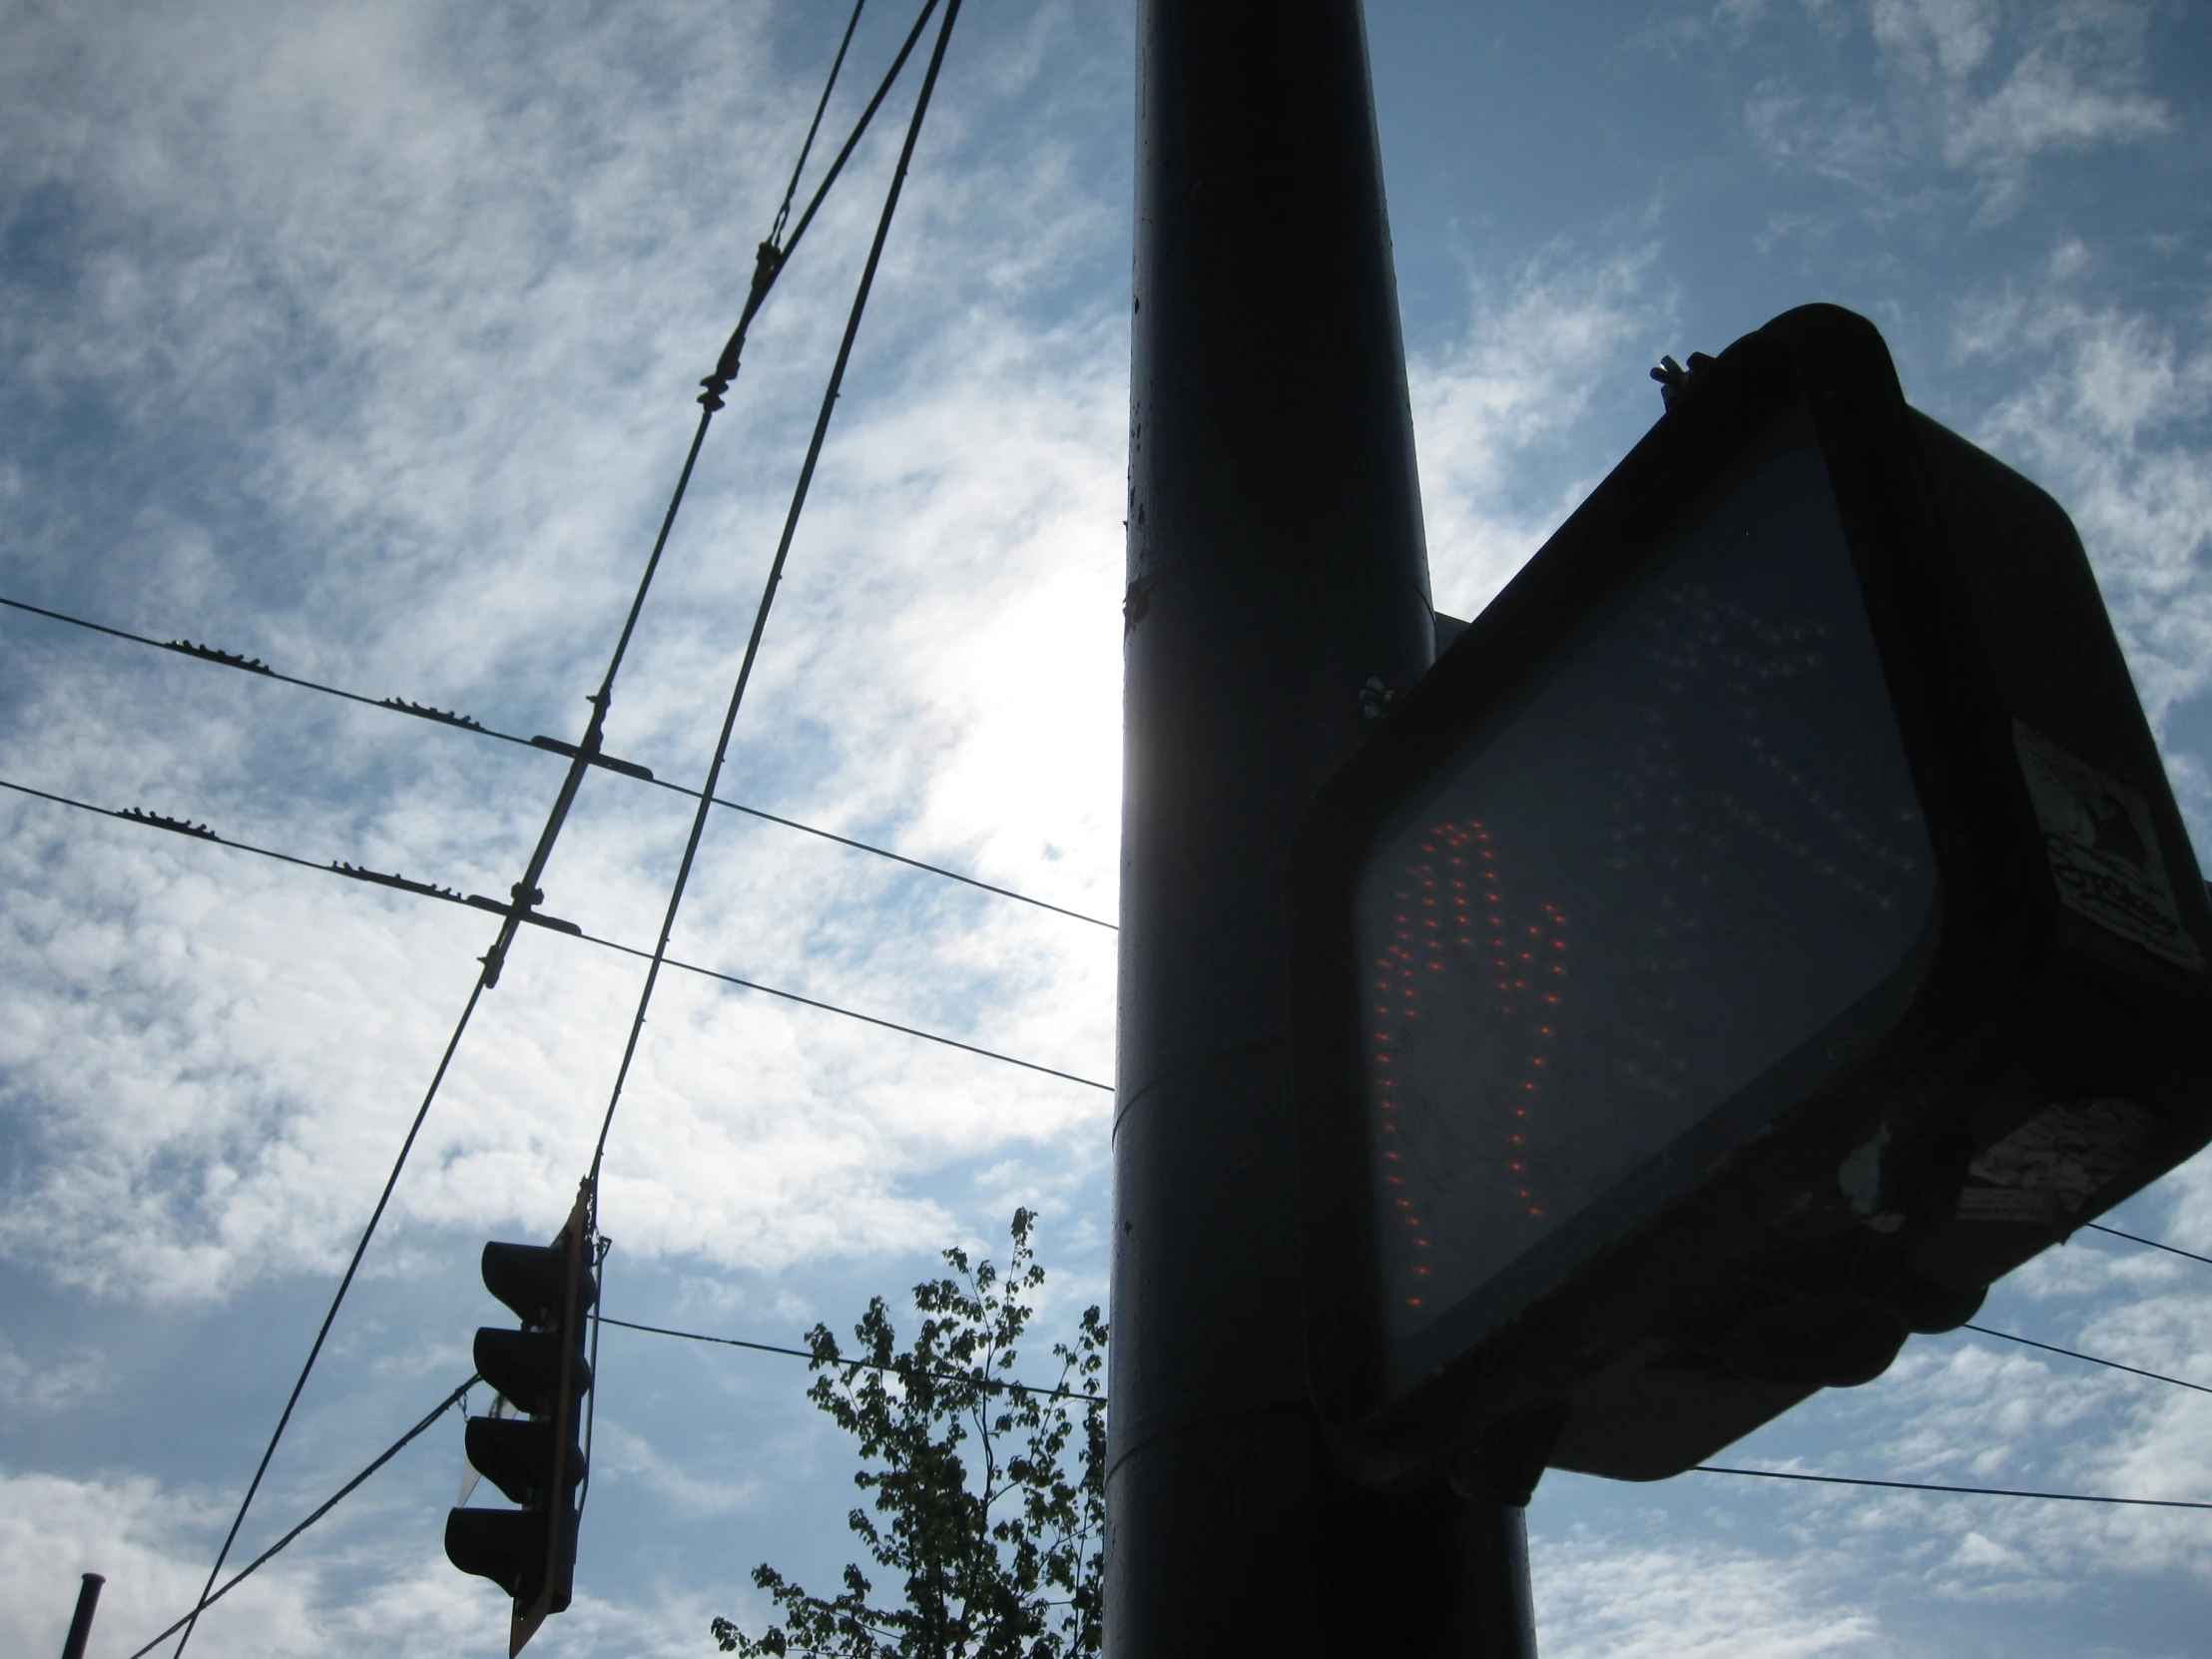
[170,983,487,1657]
[157,14,944,1642]
[698,0,942,412]
[126,1375,480,1659]
[0,773,1112,1090]
[596,1314,1106,1403]
[769,1,866,249]
[0,591,1115,928]
[1963,1323,2212,1398]
[577,924,1108,1091]
[0,593,531,743]
[587,0,966,1198]
[2085,1221,2212,1269]
[369,0,950,998]
[1693,1463,2212,1510]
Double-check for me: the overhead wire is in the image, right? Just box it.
[126,1375,480,1659]
[158,10,950,1649]
[597,1313,1107,1403]
[586,0,966,1197]
[1693,1463,2212,1511]
[0,773,1110,1090]
[2085,1221,2212,1269]
[1694,1237,2212,1516]
[1963,1322,2212,1398]
[169,978,487,1657]
[580,924,1108,1091]
[768,0,867,249]
[0,591,1115,928]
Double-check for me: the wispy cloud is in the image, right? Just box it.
[1410,244,1674,618]
[1740,0,2170,220]
[1952,246,2212,758]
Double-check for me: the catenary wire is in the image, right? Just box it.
[700,0,943,410]
[596,1314,1106,1403]
[1694,1464,2212,1510]
[0,774,1111,1090]
[126,1375,480,1659]
[0,592,1114,928]
[169,978,488,1656]
[165,16,947,1645]
[1963,1322,2212,1397]
[2085,1221,2212,1269]
[588,0,967,1197]
[576,926,1107,1090]
[769,0,866,248]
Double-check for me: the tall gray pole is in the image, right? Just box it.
[1111,2,1536,1654]
[60,1573,105,1659]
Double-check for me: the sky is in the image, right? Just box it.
[2,1,2210,1655]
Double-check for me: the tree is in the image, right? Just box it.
[712,1210,1107,1659]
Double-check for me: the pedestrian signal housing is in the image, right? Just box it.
[1287,304,2212,1492]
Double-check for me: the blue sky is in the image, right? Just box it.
[3,1,2210,1655]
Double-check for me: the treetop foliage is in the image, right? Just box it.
[712,1209,1106,1659]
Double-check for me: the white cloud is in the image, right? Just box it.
[1953,269,2212,739]
[1534,1525,1884,1657]
[0,1337,107,1412]
[1741,0,2171,219]
[1409,245,1674,620]
[0,0,1128,1311]
[0,1459,733,1658]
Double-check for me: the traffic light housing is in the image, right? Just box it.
[1287,303,2212,1492]
[447,1185,596,1655]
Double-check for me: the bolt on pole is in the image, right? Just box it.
[1112,1,1535,1653]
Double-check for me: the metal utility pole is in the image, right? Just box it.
[59,1573,105,1659]
[1112,2,1536,1654]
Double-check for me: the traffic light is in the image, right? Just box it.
[1287,304,2212,1493]
[447,1183,596,1656]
